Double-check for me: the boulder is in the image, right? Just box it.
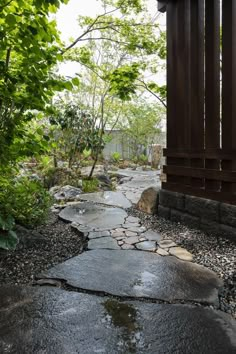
[52,185,82,201]
[136,186,159,214]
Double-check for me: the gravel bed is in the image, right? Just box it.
[0,205,235,319]
[128,207,236,319]
[0,212,87,285]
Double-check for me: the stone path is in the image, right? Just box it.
[1,169,236,353]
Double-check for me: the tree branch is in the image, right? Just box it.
[136,80,167,108]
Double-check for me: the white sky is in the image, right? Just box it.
[56,0,166,80]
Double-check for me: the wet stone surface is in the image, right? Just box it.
[40,250,223,305]
[88,237,120,250]
[78,191,132,208]
[135,241,157,251]
[59,202,127,229]
[0,286,235,354]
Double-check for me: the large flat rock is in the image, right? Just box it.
[79,191,132,208]
[40,250,222,305]
[59,202,127,229]
[0,286,235,354]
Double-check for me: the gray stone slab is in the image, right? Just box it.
[142,230,163,242]
[79,191,132,208]
[59,202,127,229]
[88,237,120,250]
[40,250,223,304]
[0,286,235,354]
[135,241,157,251]
[88,231,111,239]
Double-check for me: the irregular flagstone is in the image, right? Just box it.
[88,237,120,250]
[128,226,147,233]
[1,286,235,354]
[88,231,111,239]
[169,247,193,262]
[135,241,157,251]
[121,244,135,250]
[78,191,132,208]
[125,236,140,245]
[125,216,140,223]
[142,230,163,242]
[40,250,223,304]
[122,223,140,229]
[159,239,177,249]
[156,248,169,256]
[125,231,138,237]
[59,202,127,229]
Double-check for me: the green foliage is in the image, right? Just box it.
[50,103,105,167]
[0,213,18,250]
[0,0,72,165]
[2,177,52,227]
[82,178,99,193]
[138,153,148,164]
[108,64,140,100]
[111,151,121,163]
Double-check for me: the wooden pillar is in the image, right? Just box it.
[205,0,221,191]
[222,0,236,194]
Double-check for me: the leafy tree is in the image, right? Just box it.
[0,0,71,164]
[49,103,104,168]
[117,100,163,158]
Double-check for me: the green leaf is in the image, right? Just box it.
[0,230,18,250]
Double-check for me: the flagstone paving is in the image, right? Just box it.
[1,181,236,353]
[1,286,235,354]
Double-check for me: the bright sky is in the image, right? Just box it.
[56,0,166,80]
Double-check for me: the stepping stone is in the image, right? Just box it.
[59,202,127,229]
[139,237,146,242]
[40,250,223,304]
[79,191,132,208]
[125,236,140,245]
[1,286,235,354]
[121,244,135,250]
[159,239,177,249]
[88,231,111,239]
[118,241,124,246]
[156,248,169,256]
[71,223,93,234]
[88,237,120,250]
[128,226,147,233]
[125,231,138,237]
[169,247,193,262]
[142,230,163,242]
[111,230,125,238]
[122,223,140,229]
[135,241,157,252]
[126,216,140,223]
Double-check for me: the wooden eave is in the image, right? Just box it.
[158,0,168,13]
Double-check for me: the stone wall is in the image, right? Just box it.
[158,189,236,242]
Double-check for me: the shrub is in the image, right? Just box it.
[82,178,99,193]
[2,177,52,227]
[111,152,121,163]
[0,173,52,249]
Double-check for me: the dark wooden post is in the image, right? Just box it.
[222,0,236,194]
[205,0,221,191]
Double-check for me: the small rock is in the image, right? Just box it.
[143,230,163,242]
[125,231,138,237]
[156,248,169,256]
[159,239,177,249]
[118,241,124,246]
[125,236,140,245]
[135,241,156,251]
[121,244,135,250]
[169,247,193,262]
[139,237,146,242]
